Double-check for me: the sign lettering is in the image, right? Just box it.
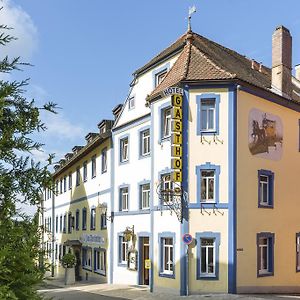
[172,95,183,107]
[171,145,182,157]
[171,158,182,170]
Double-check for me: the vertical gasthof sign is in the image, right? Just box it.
[171,94,183,183]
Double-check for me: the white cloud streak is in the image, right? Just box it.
[0,0,38,60]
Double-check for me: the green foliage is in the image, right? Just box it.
[0,15,57,300]
[61,253,77,269]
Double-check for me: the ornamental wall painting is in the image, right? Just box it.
[248,108,283,160]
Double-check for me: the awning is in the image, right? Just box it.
[64,239,82,246]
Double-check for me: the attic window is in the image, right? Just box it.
[128,96,135,110]
[100,126,106,134]
[155,70,167,87]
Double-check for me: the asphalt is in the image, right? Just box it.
[38,279,300,300]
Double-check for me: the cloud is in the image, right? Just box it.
[0,0,38,60]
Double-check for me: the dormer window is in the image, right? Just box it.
[128,96,135,110]
[155,69,167,87]
[100,126,106,134]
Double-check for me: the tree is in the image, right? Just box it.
[0,18,56,299]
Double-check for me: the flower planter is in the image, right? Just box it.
[64,267,75,285]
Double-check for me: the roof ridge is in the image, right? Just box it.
[190,43,235,78]
[183,42,192,80]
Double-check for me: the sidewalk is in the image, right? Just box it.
[41,278,284,300]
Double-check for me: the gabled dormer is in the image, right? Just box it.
[72,145,84,155]
[97,119,114,135]
[85,132,98,144]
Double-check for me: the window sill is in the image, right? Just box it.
[119,160,129,165]
[258,203,273,209]
[258,271,273,277]
[91,175,96,179]
[118,262,127,267]
[82,266,92,272]
[160,136,171,143]
[159,272,175,279]
[139,153,151,160]
[101,170,107,174]
[94,270,106,276]
[197,274,218,280]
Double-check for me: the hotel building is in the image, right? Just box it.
[42,25,300,294]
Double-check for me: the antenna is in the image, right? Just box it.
[188,5,196,32]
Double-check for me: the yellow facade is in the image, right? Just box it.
[237,89,300,293]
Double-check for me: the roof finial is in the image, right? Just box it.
[188,5,196,32]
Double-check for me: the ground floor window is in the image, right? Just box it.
[118,235,128,265]
[158,233,175,278]
[297,233,300,272]
[196,232,220,280]
[257,232,274,277]
[82,247,92,270]
[94,248,106,276]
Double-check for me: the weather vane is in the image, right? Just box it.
[188,5,197,32]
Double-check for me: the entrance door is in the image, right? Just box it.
[74,249,81,281]
[141,237,149,285]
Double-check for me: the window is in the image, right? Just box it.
[102,148,107,173]
[162,108,171,139]
[197,94,220,135]
[155,69,167,87]
[82,247,92,270]
[99,126,106,134]
[91,155,96,178]
[196,232,220,280]
[101,213,107,229]
[55,180,58,194]
[120,137,129,163]
[75,210,80,231]
[160,173,172,204]
[68,173,72,189]
[63,176,67,192]
[82,208,87,230]
[68,212,72,233]
[120,187,129,211]
[76,167,80,186]
[55,216,58,233]
[128,96,135,110]
[257,232,274,277]
[141,129,150,156]
[159,236,174,277]
[94,248,106,275]
[63,214,66,233]
[296,233,300,272]
[83,161,87,182]
[60,179,63,194]
[60,215,62,232]
[90,207,96,230]
[196,163,220,204]
[140,183,150,209]
[201,170,215,202]
[119,235,128,265]
[258,170,274,208]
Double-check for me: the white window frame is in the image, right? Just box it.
[259,175,269,205]
[120,236,128,264]
[162,108,171,139]
[141,129,150,156]
[82,247,92,270]
[68,173,72,189]
[200,99,216,132]
[91,155,96,178]
[76,167,80,186]
[120,138,129,163]
[200,238,216,276]
[128,96,135,110]
[102,148,107,173]
[141,183,150,209]
[200,170,215,203]
[83,161,87,182]
[258,237,269,275]
[90,208,96,230]
[120,187,129,211]
[94,249,106,275]
[155,69,167,87]
[162,238,174,275]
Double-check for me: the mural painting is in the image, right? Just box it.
[248,108,283,160]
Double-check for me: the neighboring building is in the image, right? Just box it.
[43,119,113,283]
[43,25,300,294]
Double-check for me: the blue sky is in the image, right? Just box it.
[2,0,300,163]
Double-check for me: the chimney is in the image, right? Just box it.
[272,25,292,97]
[296,64,300,81]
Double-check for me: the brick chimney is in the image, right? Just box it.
[272,25,292,97]
[295,64,300,81]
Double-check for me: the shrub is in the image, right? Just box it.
[61,253,76,268]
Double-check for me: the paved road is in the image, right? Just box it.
[39,286,128,300]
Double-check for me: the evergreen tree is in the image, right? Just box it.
[0,19,56,299]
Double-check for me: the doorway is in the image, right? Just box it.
[74,249,81,281]
[139,237,149,285]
